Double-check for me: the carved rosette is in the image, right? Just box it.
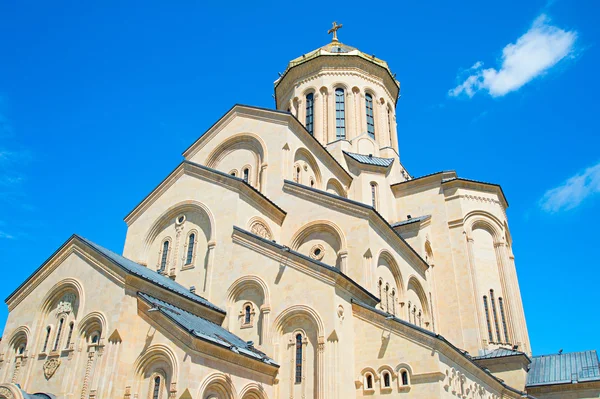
[0,386,14,399]
[43,358,61,379]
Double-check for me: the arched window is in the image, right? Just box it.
[295,166,301,183]
[295,333,303,384]
[483,295,493,342]
[391,289,396,316]
[499,297,509,343]
[17,344,26,355]
[370,182,377,209]
[65,321,74,349]
[91,332,100,344]
[160,240,169,271]
[366,93,375,139]
[243,167,249,183]
[152,375,161,399]
[309,177,315,188]
[490,290,501,343]
[185,233,195,265]
[229,170,237,177]
[366,374,373,389]
[42,326,51,352]
[383,371,391,387]
[53,318,64,351]
[335,88,346,139]
[244,305,251,325]
[305,93,314,135]
[378,279,383,310]
[417,311,422,327]
[401,370,409,386]
[408,301,412,323]
[384,284,390,312]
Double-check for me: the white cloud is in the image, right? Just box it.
[539,161,600,213]
[0,231,15,240]
[449,14,577,98]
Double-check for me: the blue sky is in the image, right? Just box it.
[0,1,598,356]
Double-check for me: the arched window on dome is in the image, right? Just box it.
[499,297,509,343]
[335,88,346,139]
[366,93,375,139]
[483,295,493,342]
[305,93,314,135]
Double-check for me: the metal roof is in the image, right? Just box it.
[138,292,277,366]
[527,350,600,387]
[343,151,394,167]
[473,348,529,360]
[77,236,225,314]
[391,215,431,227]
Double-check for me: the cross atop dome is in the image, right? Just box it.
[327,21,343,42]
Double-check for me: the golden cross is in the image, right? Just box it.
[328,21,343,42]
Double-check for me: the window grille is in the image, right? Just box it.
[295,334,303,383]
[305,93,314,135]
[186,233,195,264]
[335,88,346,139]
[366,94,375,139]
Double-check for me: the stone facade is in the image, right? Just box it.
[1,33,598,399]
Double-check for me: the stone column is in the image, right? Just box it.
[258,163,268,192]
[494,242,517,344]
[338,250,348,275]
[204,241,217,299]
[81,349,96,399]
[345,90,355,140]
[465,235,486,346]
[260,305,271,348]
[317,336,325,399]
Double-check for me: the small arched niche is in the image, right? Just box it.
[291,221,345,269]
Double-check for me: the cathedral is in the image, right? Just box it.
[1,23,599,399]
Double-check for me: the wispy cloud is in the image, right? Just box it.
[449,14,577,98]
[0,231,15,240]
[539,161,600,213]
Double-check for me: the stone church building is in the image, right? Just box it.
[1,24,599,399]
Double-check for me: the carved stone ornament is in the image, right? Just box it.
[56,293,76,316]
[0,386,14,399]
[43,358,61,379]
[250,221,271,240]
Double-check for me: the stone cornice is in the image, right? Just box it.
[275,55,399,106]
[231,226,379,307]
[137,296,279,377]
[181,104,353,187]
[282,180,429,276]
[527,379,600,393]
[351,301,532,399]
[390,171,457,195]
[442,178,509,210]
[123,160,287,226]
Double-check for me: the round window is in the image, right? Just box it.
[310,244,325,261]
[176,215,186,225]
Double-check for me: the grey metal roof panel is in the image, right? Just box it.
[76,236,225,314]
[343,151,394,167]
[473,348,529,360]
[391,215,431,227]
[526,350,600,387]
[138,292,277,366]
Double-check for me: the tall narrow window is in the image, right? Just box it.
[499,297,509,343]
[65,322,74,349]
[42,326,51,352]
[408,302,412,323]
[295,166,301,183]
[160,240,169,271]
[401,370,409,386]
[417,311,422,327]
[53,318,64,351]
[295,334,303,383]
[244,305,251,324]
[383,371,391,387]
[387,107,393,145]
[390,290,396,316]
[152,376,161,399]
[378,279,383,310]
[243,168,249,183]
[384,284,390,312]
[371,183,377,209]
[185,233,195,265]
[366,374,373,389]
[490,290,501,343]
[483,296,493,342]
[305,93,314,135]
[335,88,346,139]
[366,93,375,139]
